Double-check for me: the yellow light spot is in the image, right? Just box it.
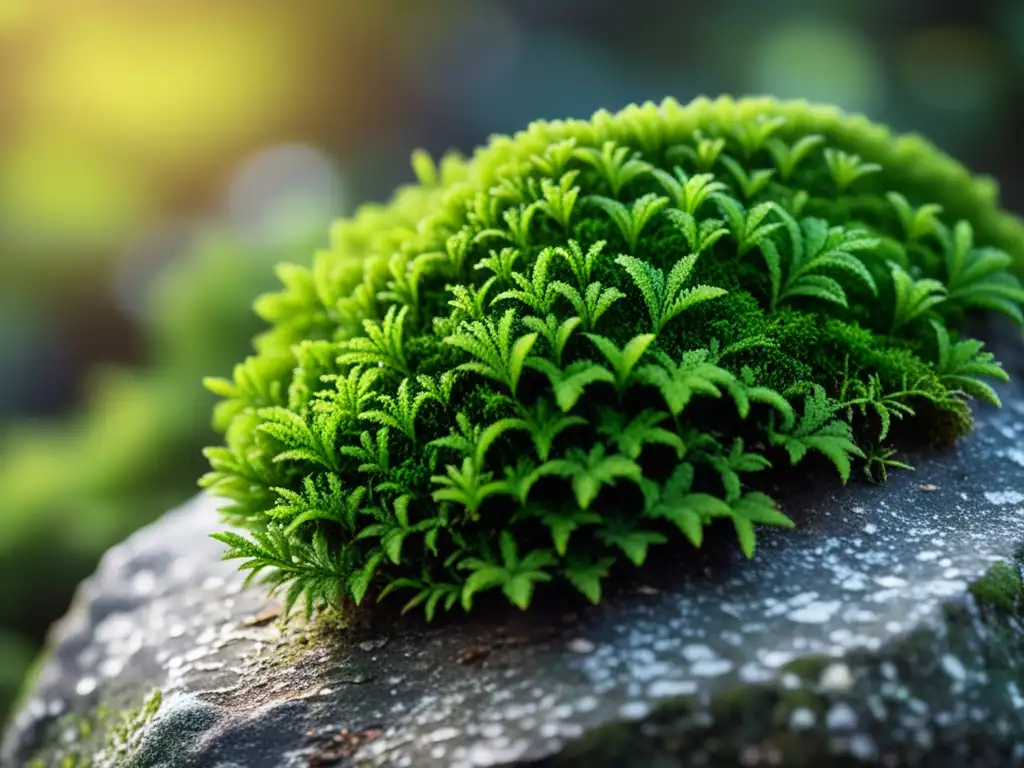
[0,0,34,37]
[0,131,152,249]
[21,7,309,165]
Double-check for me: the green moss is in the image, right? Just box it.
[540,682,850,768]
[203,96,1024,621]
[970,558,1024,616]
[25,689,163,768]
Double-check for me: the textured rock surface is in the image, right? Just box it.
[4,363,1024,767]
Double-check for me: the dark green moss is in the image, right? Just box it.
[970,558,1024,616]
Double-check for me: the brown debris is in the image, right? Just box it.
[241,603,283,627]
[456,644,492,665]
[456,625,559,665]
[307,726,384,766]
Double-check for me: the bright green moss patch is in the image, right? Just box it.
[203,96,1024,620]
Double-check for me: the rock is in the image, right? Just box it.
[4,369,1024,767]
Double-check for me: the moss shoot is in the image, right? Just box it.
[202,96,1024,620]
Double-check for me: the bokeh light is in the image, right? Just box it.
[0,130,153,251]
[18,8,309,166]
[226,143,347,251]
[747,21,886,115]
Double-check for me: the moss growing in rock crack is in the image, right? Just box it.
[203,96,1024,620]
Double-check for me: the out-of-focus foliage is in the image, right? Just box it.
[0,228,319,722]
[0,634,35,712]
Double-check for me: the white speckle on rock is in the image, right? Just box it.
[691,659,734,678]
[983,490,1024,505]
[648,679,698,698]
[566,638,595,654]
[927,579,967,597]
[94,613,136,643]
[826,702,858,730]
[618,701,650,719]
[26,699,45,719]
[480,722,503,739]
[466,739,529,766]
[840,574,868,591]
[681,644,716,662]
[788,591,819,608]
[75,677,97,696]
[1005,448,1024,467]
[819,662,854,692]
[184,647,210,663]
[874,575,907,588]
[425,726,460,744]
[98,658,124,678]
[789,707,816,730]
[788,600,841,624]
[780,673,802,690]
[131,570,157,595]
[941,654,967,682]
[539,722,561,738]
[574,695,599,713]
[862,523,878,535]
[760,650,795,668]
[201,576,225,591]
[848,734,878,761]
[738,662,773,684]
[1007,681,1024,711]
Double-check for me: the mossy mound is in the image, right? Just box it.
[204,96,1024,619]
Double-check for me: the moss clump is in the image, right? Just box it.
[203,96,1024,620]
[970,558,1024,616]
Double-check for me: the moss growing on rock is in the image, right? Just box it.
[970,556,1024,616]
[203,96,1024,620]
[25,689,163,768]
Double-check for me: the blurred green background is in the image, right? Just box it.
[1,0,1023,725]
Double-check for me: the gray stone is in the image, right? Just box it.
[4,368,1024,767]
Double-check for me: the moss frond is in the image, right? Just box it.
[204,96,1024,618]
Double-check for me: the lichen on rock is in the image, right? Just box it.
[24,689,163,768]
